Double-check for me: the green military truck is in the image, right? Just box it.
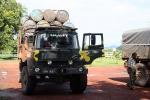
[18,26,104,94]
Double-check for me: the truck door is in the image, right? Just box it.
[81,33,104,64]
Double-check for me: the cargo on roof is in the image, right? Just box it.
[21,9,73,33]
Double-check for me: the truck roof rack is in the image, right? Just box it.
[22,26,78,35]
[35,26,77,31]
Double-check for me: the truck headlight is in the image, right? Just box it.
[79,67,83,72]
[48,60,52,65]
[35,68,40,72]
[68,60,73,65]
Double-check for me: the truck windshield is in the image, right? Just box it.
[35,32,79,49]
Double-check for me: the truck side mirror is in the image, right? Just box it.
[91,35,96,45]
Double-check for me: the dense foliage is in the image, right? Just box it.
[0,0,24,53]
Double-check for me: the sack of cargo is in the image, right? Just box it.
[30,9,43,22]
[21,15,29,25]
[23,20,36,33]
[43,9,56,22]
[50,21,62,26]
[37,20,50,28]
[63,22,75,28]
[56,10,69,23]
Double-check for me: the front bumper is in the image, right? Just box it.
[29,67,88,82]
[30,66,88,76]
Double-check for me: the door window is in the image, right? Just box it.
[82,33,103,50]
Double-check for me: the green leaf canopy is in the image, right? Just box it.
[0,0,25,53]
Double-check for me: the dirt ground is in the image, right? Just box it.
[0,61,150,100]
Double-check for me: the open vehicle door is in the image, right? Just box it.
[81,33,104,64]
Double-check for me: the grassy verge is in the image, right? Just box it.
[90,57,123,67]
[0,54,17,61]
[0,54,124,67]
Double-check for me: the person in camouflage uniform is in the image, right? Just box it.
[127,52,138,89]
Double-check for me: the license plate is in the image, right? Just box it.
[49,69,55,74]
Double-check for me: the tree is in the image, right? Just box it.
[0,0,25,53]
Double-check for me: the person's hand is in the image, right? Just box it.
[136,56,140,62]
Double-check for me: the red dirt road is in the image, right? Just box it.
[0,61,150,100]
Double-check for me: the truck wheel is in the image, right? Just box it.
[21,66,35,95]
[145,71,150,86]
[135,63,149,87]
[19,61,23,83]
[70,74,87,94]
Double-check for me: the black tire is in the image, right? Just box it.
[21,66,35,95]
[19,61,23,83]
[70,74,87,94]
[135,63,149,87]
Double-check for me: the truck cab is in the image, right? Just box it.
[18,26,104,94]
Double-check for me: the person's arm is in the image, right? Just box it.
[135,56,140,63]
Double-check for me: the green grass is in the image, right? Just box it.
[0,54,124,67]
[0,54,17,60]
[90,57,123,67]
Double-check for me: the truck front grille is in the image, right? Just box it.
[36,61,71,68]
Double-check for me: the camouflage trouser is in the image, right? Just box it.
[127,67,136,88]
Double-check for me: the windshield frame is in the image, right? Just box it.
[34,30,80,50]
